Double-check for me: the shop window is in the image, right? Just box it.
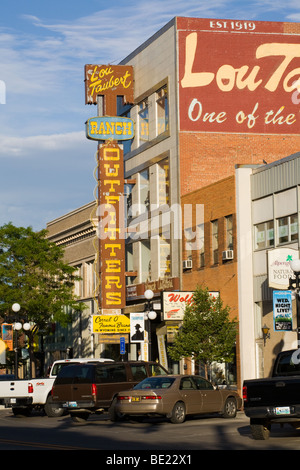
[211,220,219,264]
[254,221,274,250]
[138,99,149,143]
[277,214,298,244]
[156,86,169,135]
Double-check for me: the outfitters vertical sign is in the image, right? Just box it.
[98,141,126,309]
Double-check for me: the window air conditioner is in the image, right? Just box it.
[183,259,193,269]
[222,250,234,260]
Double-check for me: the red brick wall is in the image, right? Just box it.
[179,132,300,195]
[181,176,240,386]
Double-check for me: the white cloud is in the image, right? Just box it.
[0,131,87,157]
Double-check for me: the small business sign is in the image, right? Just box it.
[268,248,297,289]
[86,116,134,141]
[92,314,130,334]
[120,336,126,355]
[273,290,293,331]
[85,64,134,107]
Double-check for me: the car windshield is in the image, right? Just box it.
[133,377,175,390]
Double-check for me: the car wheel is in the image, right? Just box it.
[250,419,271,440]
[170,401,186,424]
[222,397,237,418]
[109,398,125,422]
[44,395,66,417]
[70,411,90,424]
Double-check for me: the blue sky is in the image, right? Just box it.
[1,0,300,231]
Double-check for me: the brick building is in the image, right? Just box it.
[46,17,300,388]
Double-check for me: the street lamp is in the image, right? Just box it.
[144,289,157,360]
[289,259,300,344]
[11,303,30,379]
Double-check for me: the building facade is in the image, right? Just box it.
[237,152,300,387]
[45,17,300,388]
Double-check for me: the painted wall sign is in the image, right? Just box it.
[86,116,134,141]
[85,64,134,106]
[178,17,300,134]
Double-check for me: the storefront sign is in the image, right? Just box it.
[273,290,293,331]
[97,141,126,309]
[92,315,130,334]
[86,116,134,141]
[178,18,300,134]
[162,290,219,320]
[268,248,297,289]
[130,312,145,343]
[162,291,195,320]
[85,64,134,106]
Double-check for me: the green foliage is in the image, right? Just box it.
[168,285,238,366]
[0,222,84,330]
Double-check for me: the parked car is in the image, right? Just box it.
[51,361,169,423]
[0,358,113,417]
[111,374,242,423]
[244,349,300,440]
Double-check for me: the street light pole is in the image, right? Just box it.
[289,259,300,345]
[144,289,157,361]
[12,303,21,379]
[11,303,30,379]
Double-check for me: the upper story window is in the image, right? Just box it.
[157,158,169,206]
[277,214,298,244]
[254,220,274,250]
[138,99,149,143]
[140,169,150,211]
[211,220,219,265]
[197,223,205,268]
[156,86,168,135]
[225,215,233,250]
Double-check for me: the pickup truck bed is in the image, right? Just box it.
[243,349,300,439]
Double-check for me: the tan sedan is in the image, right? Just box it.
[110,375,242,423]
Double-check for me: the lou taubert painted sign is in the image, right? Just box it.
[178,17,300,134]
[86,116,134,141]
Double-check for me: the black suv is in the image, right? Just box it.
[52,361,168,423]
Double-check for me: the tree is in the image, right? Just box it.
[168,285,238,379]
[0,223,85,376]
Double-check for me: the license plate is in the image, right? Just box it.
[275,406,290,415]
[131,397,140,402]
[68,401,78,408]
[10,398,16,404]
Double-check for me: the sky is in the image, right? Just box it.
[1,0,300,231]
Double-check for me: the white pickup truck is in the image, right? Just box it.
[0,358,113,417]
